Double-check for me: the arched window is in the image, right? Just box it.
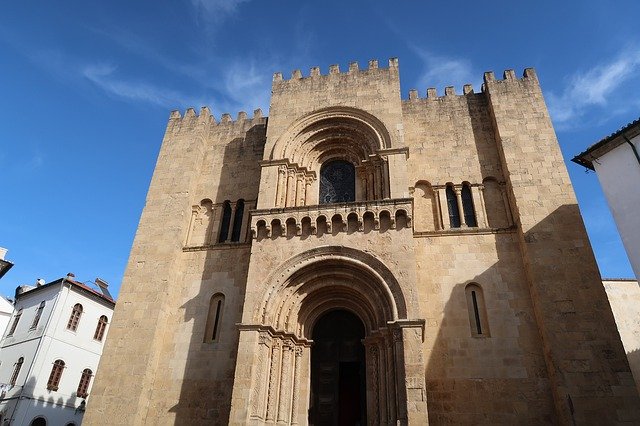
[465,284,490,337]
[7,308,22,336]
[76,368,93,398]
[30,417,46,426]
[218,200,232,243]
[47,359,65,390]
[67,304,83,331]
[461,183,477,227]
[31,301,45,330]
[319,160,355,204]
[93,316,108,341]
[204,294,224,343]
[230,199,245,242]
[10,357,23,386]
[446,185,461,228]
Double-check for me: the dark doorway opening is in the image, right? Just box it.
[310,310,366,426]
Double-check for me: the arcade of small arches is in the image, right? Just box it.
[251,202,412,241]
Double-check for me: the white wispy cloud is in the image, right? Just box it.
[191,0,250,23]
[411,47,479,94]
[82,64,207,108]
[547,47,640,126]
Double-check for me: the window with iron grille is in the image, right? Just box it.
[67,304,83,331]
[76,368,92,398]
[47,359,65,391]
[94,315,108,341]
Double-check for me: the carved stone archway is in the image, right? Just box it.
[229,247,427,425]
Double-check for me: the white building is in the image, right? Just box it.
[0,275,115,426]
[0,249,15,337]
[573,117,640,279]
[0,298,13,341]
[603,278,640,394]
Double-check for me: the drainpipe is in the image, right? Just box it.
[622,134,640,167]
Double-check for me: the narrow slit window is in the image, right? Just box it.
[47,359,65,391]
[230,199,245,242]
[204,294,224,343]
[218,201,232,243]
[461,184,477,227]
[31,302,45,330]
[67,304,83,331]
[465,283,490,337]
[446,185,461,228]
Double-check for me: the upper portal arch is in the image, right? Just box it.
[253,246,411,338]
[269,107,392,171]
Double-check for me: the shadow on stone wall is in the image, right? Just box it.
[169,123,266,425]
[423,233,554,423]
[425,204,640,424]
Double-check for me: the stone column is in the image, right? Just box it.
[473,185,489,228]
[377,339,388,424]
[375,162,383,200]
[385,335,397,424]
[276,165,287,207]
[276,340,294,424]
[295,174,304,207]
[249,332,272,422]
[290,346,303,425]
[436,188,447,229]
[365,342,380,425]
[304,177,313,206]
[286,169,296,207]
[265,339,282,422]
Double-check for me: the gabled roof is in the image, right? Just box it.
[572,117,640,170]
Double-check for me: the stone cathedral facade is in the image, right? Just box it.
[84,59,640,425]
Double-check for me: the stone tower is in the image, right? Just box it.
[84,59,640,425]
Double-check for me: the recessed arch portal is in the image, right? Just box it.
[232,246,426,425]
[267,107,393,206]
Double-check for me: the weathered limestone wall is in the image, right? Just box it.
[85,109,265,425]
[485,69,640,423]
[402,90,554,422]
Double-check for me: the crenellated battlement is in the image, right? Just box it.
[169,107,265,126]
[483,68,538,85]
[273,57,399,84]
[402,68,538,102]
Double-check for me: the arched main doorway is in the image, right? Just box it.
[310,310,366,425]
[229,247,428,425]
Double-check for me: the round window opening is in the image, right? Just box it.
[319,160,355,204]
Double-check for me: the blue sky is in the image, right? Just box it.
[1,0,639,298]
